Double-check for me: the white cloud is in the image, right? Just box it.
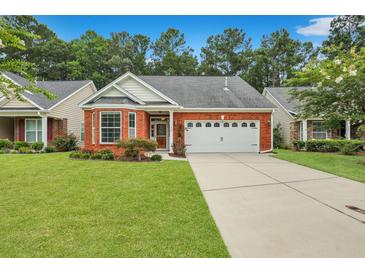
[296,17,335,36]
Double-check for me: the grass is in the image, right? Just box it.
[273,149,365,184]
[0,153,228,258]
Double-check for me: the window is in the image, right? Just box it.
[299,121,303,141]
[196,122,202,127]
[187,122,193,128]
[100,112,121,144]
[232,122,238,127]
[128,112,136,138]
[250,122,256,128]
[223,122,229,127]
[205,122,211,127]
[241,122,247,127]
[312,121,327,139]
[214,122,220,127]
[80,122,84,142]
[25,119,42,142]
[92,113,95,144]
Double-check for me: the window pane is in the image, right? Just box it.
[100,112,121,143]
[250,122,256,127]
[187,122,193,128]
[214,122,220,127]
[242,122,247,127]
[129,113,136,127]
[196,122,202,127]
[26,131,36,142]
[205,122,211,127]
[129,129,136,138]
[37,131,42,142]
[224,122,229,127]
[26,120,36,131]
[232,122,238,127]
[37,119,42,129]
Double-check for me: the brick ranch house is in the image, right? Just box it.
[263,87,357,146]
[80,72,276,154]
[0,72,97,147]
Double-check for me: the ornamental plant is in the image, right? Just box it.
[117,138,157,161]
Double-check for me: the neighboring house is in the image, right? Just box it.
[263,87,354,146]
[80,72,276,153]
[0,72,97,147]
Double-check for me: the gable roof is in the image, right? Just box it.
[264,87,312,115]
[139,76,275,109]
[2,71,94,109]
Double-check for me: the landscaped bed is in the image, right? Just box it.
[0,153,228,257]
[273,149,365,184]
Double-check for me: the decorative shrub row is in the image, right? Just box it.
[69,148,163,162]
[0,139,52,154]
[292,139,364,153]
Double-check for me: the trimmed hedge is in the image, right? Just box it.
[14,141,30,150]
[292,139,364,152]
[0,139,13,150]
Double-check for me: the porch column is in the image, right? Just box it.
[345,120,351,140]
[41,116,48,148]
[302,119,308,142]
[169,110,174,153]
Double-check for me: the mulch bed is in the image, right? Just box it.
[168,153,186,158]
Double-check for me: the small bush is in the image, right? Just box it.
[53,133,78,152]
[173,124,186,156]
[117,138,157,161]
[292,140,305,151]
[90,153,102,160]
[31,141,44,151]
[100,149,114,161]
[44,146,56,153]
[14,141,30,150]
[151,154,162,161]
[69,152,82,159]
[273,124,283,149]
[0,139,13,150]
[80,153,90,160]
[339,143,356,155]
[18,146,32,154]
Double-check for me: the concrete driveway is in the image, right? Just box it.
[187,153,365,257]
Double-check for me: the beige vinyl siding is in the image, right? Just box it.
[103,86,123,97]
[264,91,293,146]
[49,83,95,143]
[117,77,166,102]
[0,117,14,140]
[1,97,35,108]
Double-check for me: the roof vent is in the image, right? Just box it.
[223,77,230,92]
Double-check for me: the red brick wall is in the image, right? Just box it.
[173,112,272,152]
[83,108,149,154]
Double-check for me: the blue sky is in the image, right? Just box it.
[35,15,335,56]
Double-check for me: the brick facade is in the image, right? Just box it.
[290,120,339,143]
[83,109,273,153]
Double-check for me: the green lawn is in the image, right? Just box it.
[273,149,365,183]
[0,153,228,258]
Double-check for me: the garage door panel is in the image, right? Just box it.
[185,120,259,153]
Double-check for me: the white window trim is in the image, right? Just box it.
[25,118,42,143]
[99,111,122,144]
[312,121,328,140]
[128,112,137,138]
[91,112,95,144]
[80,121,85,142]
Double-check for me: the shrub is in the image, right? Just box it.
[273,124,283,149]
[69,152,82,159]
[44,146,56,153]
[18,147,32,154]
[292,140,305,151]
[339,143,356,155]
[53,133,78,152]
[173,124,186,156]
[151,154,162,161]
[117,138,157,161]
[80,153,90,160]
[0,139,13,150]
[14,141,30,150]
[306,139,363,153]
[31,141,44,151]
[90,153,102,160]
[100,149,114,161]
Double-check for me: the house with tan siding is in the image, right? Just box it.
[0,72,97,147]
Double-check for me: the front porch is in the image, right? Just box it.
[0,112,67,147]
[290,119,358,142]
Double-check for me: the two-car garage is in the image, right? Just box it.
[184,120,260,153]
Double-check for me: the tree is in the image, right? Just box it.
[0,17,54,100]
[286,46,365,127]
[66,30,112,88]
[200,28,252,75]
[151,28,198,75]
[108,32,150,76]
[243,29,315,92]
[323,16,365,52]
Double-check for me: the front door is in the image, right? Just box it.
[156,123,167,149]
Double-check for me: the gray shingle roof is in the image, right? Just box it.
[264,87,311,114]
[139,76,275,108]
[3,71,92,109]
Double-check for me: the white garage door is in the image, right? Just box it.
[185,120,260,153]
